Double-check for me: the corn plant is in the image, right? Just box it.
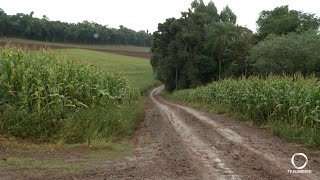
[172,75,320,127]
[0,46,140,142]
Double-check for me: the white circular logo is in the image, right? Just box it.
[291,153,308,170]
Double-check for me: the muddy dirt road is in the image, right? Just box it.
[3,87,320,179]
[66,86,320,180]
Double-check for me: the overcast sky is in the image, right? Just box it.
[1,0,319,32]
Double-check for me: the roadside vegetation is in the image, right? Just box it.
[170,75,320,147]
[0,137,132,177]
[153,0,320,148]
[0,45,155,177]
[0,47,143,143]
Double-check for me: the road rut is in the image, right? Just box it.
[150,86,320,180]
[55,86,320,179]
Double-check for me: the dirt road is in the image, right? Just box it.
[3,87,320,179]
[66,86,320,179]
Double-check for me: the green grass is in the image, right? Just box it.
[267,121,320,147]
[0,139,132,175]
[0,37,150,52]
[170,75,320,148]
[53,49,156,92]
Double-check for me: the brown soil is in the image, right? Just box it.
[150,87,320,180]
[1,87,320,179]
[85,48,151,59]
[0,42,151,59]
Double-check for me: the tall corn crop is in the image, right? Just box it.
[0,47,139,142]
[172,75,320,128]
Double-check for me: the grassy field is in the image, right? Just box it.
[1,137,132,177]
[53,49,156,92]
[0,37,150,52]
[170,75,320,148]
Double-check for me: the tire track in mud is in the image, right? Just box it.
[151,87,240,179]
[151,86,320,180]
[43,86,320,179]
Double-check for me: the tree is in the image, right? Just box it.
[0,9,152,46]
[151,1,246,91]
[0,8,7,36]
[223,27,255,77]
[249,31,320,76]
[257,5,320,39]
[220,6,237,24]
[151,18,180,90]
[206,1,219,22]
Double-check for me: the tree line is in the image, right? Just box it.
[151,0,320,91]
[0,9,152,46]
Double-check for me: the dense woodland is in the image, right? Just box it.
[0,8,152,46]
[151,0,320,91]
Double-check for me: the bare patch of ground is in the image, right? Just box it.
[0,42,151,59]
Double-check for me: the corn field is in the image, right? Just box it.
[0,47,140,142]
[172,75,320,146]
[170,75,320,148]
